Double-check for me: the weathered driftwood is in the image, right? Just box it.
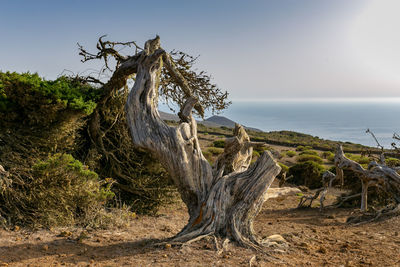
[334,144,400,212]
[122,37,281,248]
[297,170,336,210]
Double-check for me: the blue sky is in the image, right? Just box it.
[1,0,399,100]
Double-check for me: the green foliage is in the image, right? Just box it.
[252,150,260,158]
[253,146,267,154]
[345,153,371,164]
[278,162,289,173]
[322,151,334,161]
[202,150,213,163]
[207,147,224,156]
[296,145,312,151]
[0,72,100,124]
[285,150,296,157]
[297,154,324,164]
[385,157,400,167]
[0,154,115,228]
[213,140,225,148]
[327,154,335,162]
[289,161,325,189]
[299,150,318,156]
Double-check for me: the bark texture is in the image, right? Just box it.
[123,37,281,248]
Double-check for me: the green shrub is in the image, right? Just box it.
[0,154,115,227]
[253,146,266,154]
[278,162,289,173]
[299,150,318,156]
[207,147,224,156]
[322,151,334,159]
[202,150,213,162]
[345,153,371,164]
[213,140,225,148]
[386,157,400,167]
[286,150,296,157]
[296,145,312,151]
[288,161,325,189]
[0,72,100,125]
[297,154,324,164]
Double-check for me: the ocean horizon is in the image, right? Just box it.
[218,99,400,148]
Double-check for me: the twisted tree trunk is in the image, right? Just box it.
[124,37,281,248]
[334,145,400,212]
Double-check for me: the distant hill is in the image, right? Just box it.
[158,111,262,132]
[204,115,236,128]
[158,111,180,121]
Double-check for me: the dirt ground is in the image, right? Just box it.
[1,180,400,267]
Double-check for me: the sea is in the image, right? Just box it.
[159,99,400,148]
[219,99,400,149]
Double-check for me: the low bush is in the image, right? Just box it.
[385,157,400,167]
[297,154,324,164]
[322,151,334,160]
[213,140,225,148]
[288,161,325,189]
[253,146,267,154]
[0,72,100,125]
[278,162,289,173]
[207,147,224,156]
[0,154,115,228]
[202,150,213,162]
[345,153,371,165]
[285,150,296,157]
[299,150,318,156]
[296,145,312,151]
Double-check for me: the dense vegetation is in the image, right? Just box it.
[0,72,100,121]
[0,72,170,228]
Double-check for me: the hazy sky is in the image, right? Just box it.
[1,0,399,100]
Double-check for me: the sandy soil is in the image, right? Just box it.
[1,180,400,267]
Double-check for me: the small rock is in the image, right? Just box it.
[162,254,168,258]
[164,243,171,249]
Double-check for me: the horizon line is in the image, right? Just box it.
[231,97,400,103]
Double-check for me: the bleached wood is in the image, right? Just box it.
[123,37,281,248]
[334,145,400,211]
